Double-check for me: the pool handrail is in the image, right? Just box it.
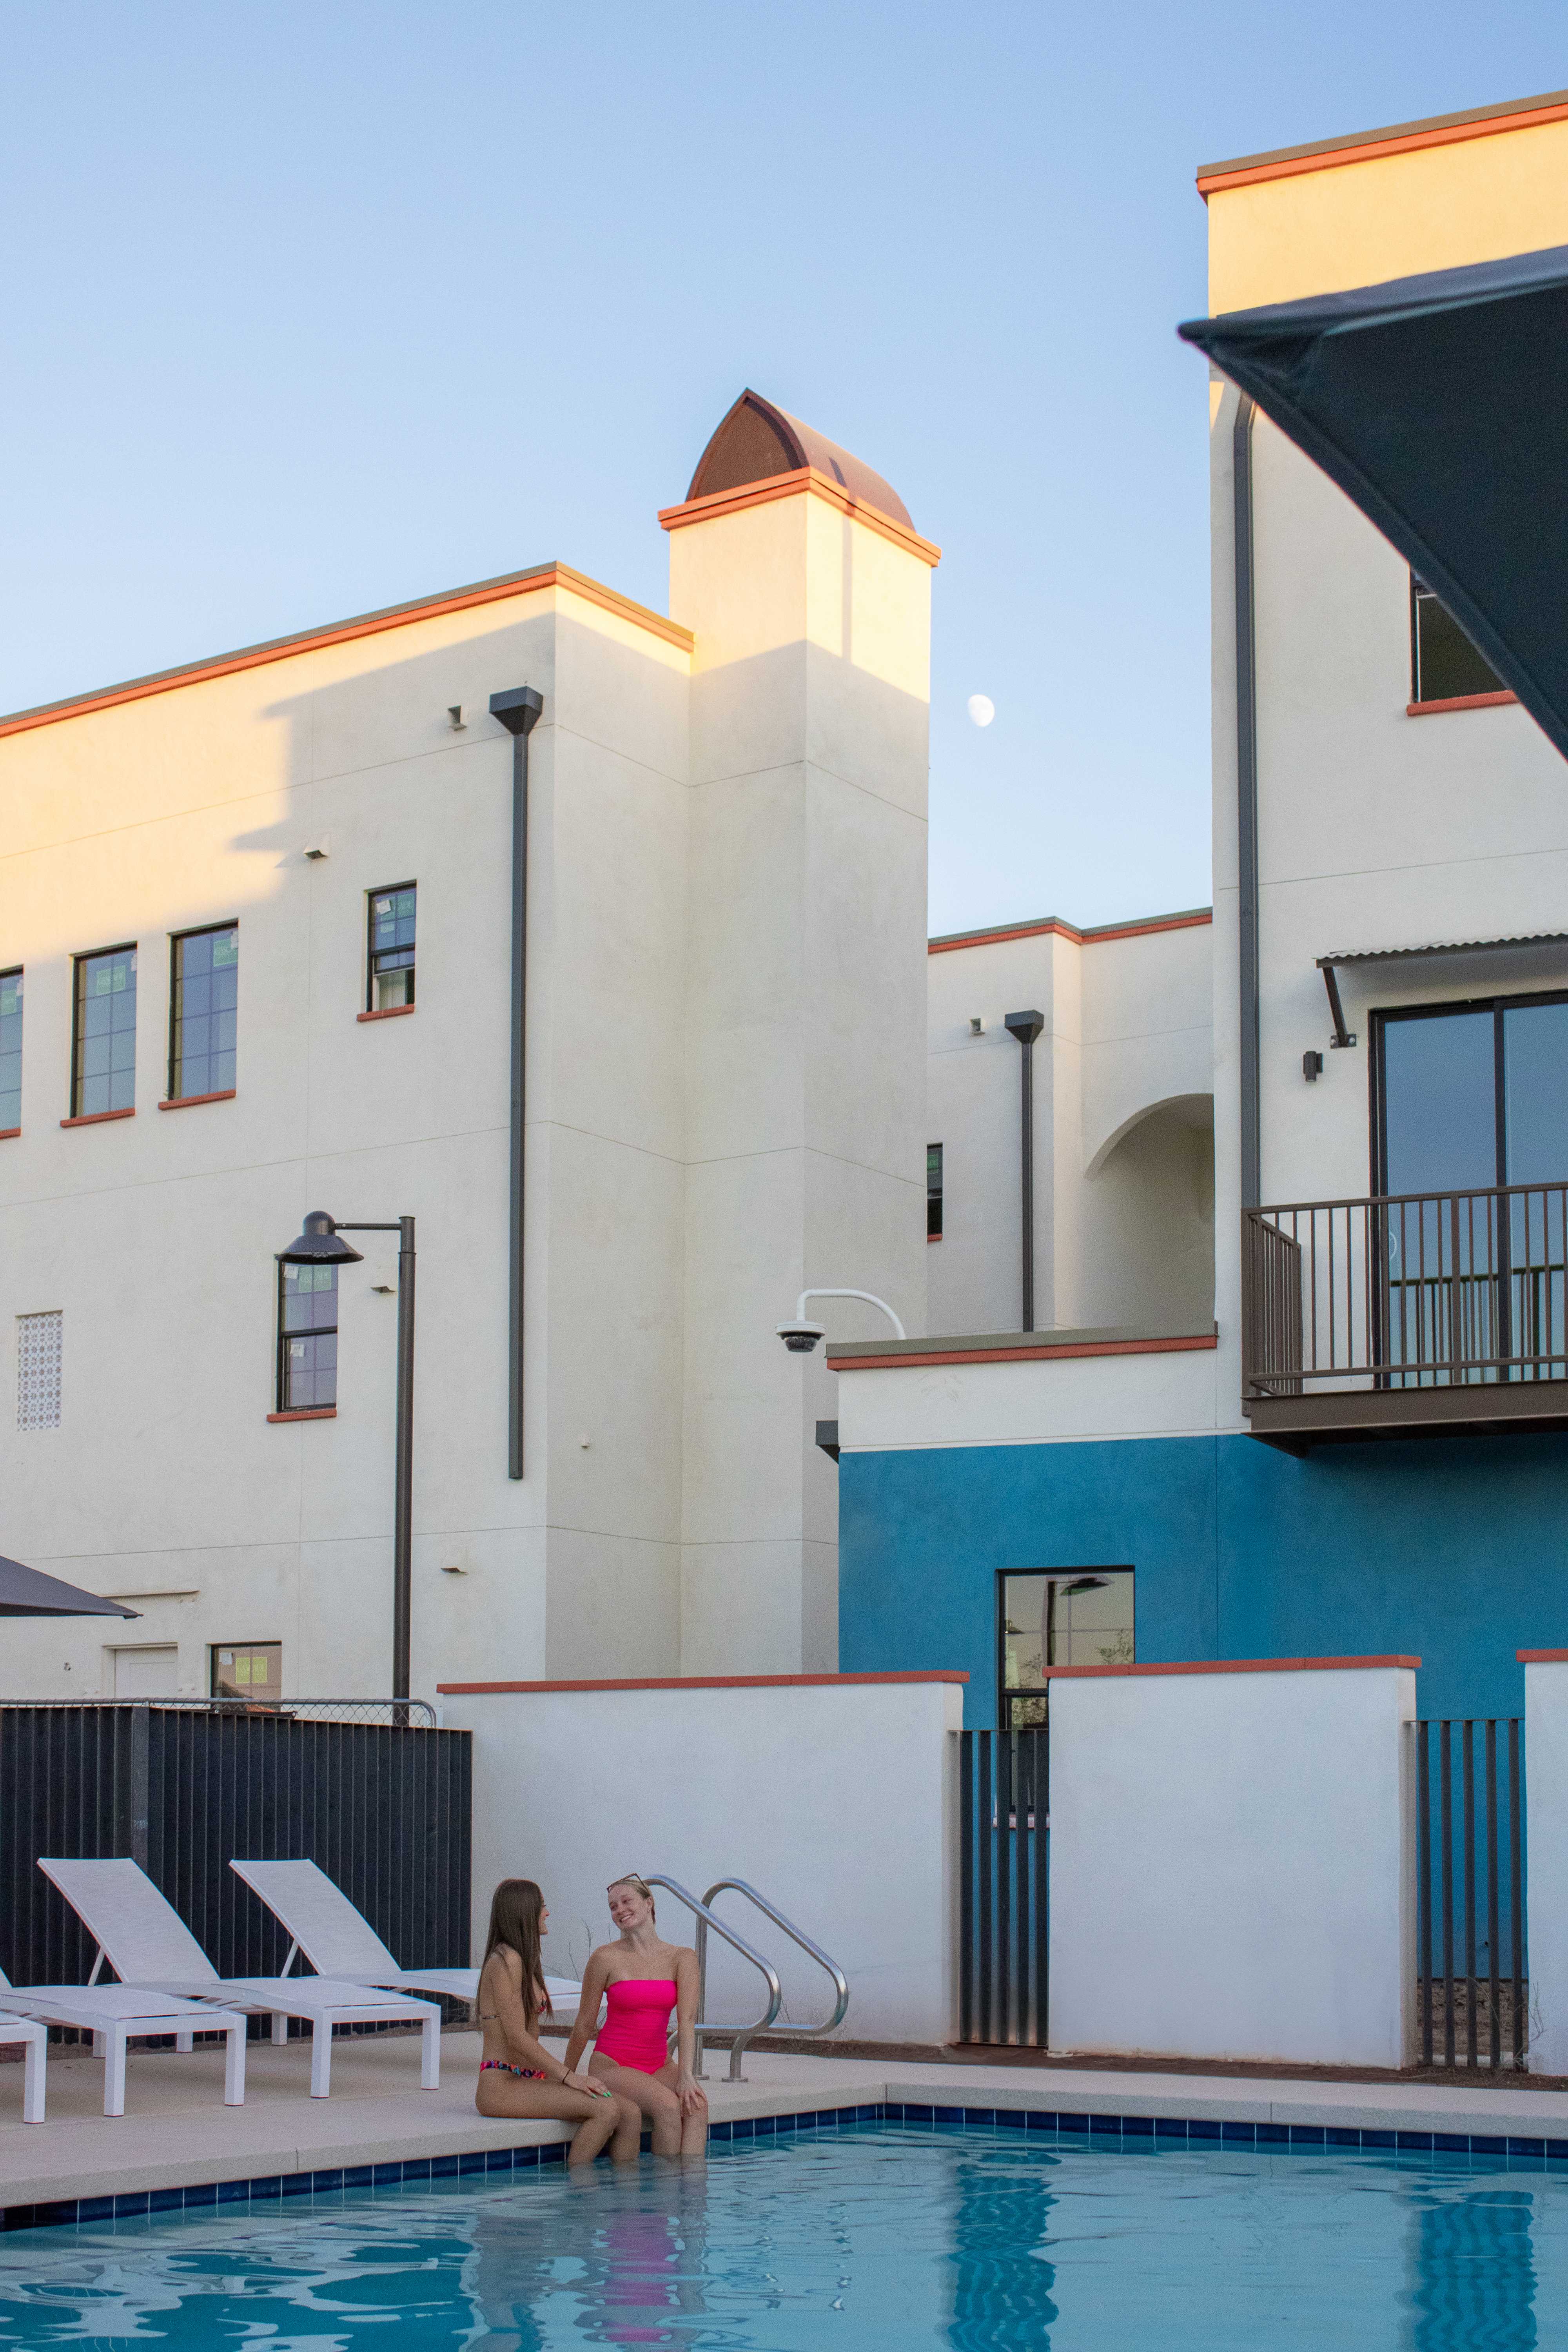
[700,1879,849,2043]
[640,1873,781,2081]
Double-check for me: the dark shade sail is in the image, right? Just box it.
[1179,244,1568,763]
[0,1555,139,1618]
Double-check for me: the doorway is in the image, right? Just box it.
[110,1646,178,1698]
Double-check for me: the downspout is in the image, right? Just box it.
[1234,392,1261,1212]
[1004,1009,1045,1330]
[490,686,544,1479]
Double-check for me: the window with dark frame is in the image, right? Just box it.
[1410,574,1503,706]
[1374,989,1568,1198]
[169,924,238,1101]
[277,1261,338,1411]
[998,1568,1134,1729]
[927,1142,944,1239]
[211,1642,281,1702]
[71,946,137,1117]
[0,970,21,1130]
[368,884,416,1010]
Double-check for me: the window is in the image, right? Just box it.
[72,945,136,1116]
[169,925,237,1100]
[211,1642,281,1702]
[0,969,20,1130]
[1375,992,1568,1196]
[277,1262,338,1410]
[927,1143,944,1239]
[1410,575,1503,705]
[998,1569,1134,1729]
[17,1310,62,1431]
[368,884,416,1009]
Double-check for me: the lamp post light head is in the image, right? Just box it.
[276,1209,365,1267]
[776,1321,827,1354]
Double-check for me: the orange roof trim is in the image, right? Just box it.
[659,468,942,567]
[929,907,1212,956]
[0,561,693,742]
[1197,86,1568,195]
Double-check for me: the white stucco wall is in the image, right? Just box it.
[925,917,1214,1341]
[1048,1662,1417,2068]
[1524,1658,1568,2073]
[441,1673,964,2045]
[833,1340,1220,1454]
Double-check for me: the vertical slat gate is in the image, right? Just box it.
[956,1727,1048,2047]
[1414,1715,1526,2069]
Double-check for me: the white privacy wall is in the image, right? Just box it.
[1524,1658,1568,2074]
[442,1673,964,2044]
[1048,1662,1416,2068]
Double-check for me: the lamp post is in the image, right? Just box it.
[278,1209,416,1701]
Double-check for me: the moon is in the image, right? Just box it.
[967,694,995,728]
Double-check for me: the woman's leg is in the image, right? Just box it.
[588,2053,684,2156]
[475,2071,632,2165]
[651,2060,710,2157]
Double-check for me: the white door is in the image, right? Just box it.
[111,1646,178,1697]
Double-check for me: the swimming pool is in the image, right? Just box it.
[0,2119,1563,2347]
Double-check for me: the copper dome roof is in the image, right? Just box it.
[686,390,914,533]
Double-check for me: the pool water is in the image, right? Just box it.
[0,2121,1564,2348]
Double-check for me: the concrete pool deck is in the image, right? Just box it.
[5,2031,1568,2225]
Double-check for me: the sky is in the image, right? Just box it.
[4,6,1565,935]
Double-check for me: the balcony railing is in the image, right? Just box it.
[1241,1182,1568,1447]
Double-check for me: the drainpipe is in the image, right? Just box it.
[490,686,544,1479]
[1004,1010,1045,1331]
[1234,393,1261,1211]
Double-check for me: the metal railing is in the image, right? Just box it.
[1414,1717,1526,2069]
[1243,1181,1568,1395]
[0,1696,437,1726]
[956,1729,1047,2047]
[641,1874,847,2082]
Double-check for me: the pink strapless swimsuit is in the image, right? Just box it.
[596,1978,676,2074]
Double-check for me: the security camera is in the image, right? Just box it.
[776,1321,826,1354]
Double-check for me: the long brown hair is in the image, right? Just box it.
[482,1878,552,2031]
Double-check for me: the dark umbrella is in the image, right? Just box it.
[1179,243,1568,764]
[0,1555,139,1618]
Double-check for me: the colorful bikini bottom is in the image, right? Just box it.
[479,2058,548,2082]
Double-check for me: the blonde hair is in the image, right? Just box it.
[608,1872,655,1922]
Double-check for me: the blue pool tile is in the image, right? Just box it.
[401,2160,431,2183]
[1547,2140,1568,2161]
[1396,2131,1434,2152]
[215,2179,249,2206]
[458,2150,487,2175]
[308,2171,343,2196]
[709,2121,731,2141]
[430,2154,459,2178]
[280,2174,313,2198]
[113,2192,151,2217]
[1088,2113,1122,2136]
[78,2196,116,2223]
[933,2105,965,2126]
[857,2103,882,2122]
[1508,2138,1546,2160]
[483,2150,511,2172]
[249,2178,281,2202]
[1187,2119,1220,2141]
[1154,2117,1186,2140]
[962,2108,996,2129]
[31,2203,77,2232]
[371,2163,403,2185]
[539,2143,565,2164]
[1326,2128,1360,2148]
[902,2104,934,2125]
[182,2183,217,2210]
[149,2189,183,2214]
[732,2118,755,2139]
[342,2166,374,2188]
[1026,2109,1058,2132]
[996,2109,1027,2131]
[1257,2123,1289,2144]
[1432,2132,1469,2153]
[1121,2114,1154,2136]
[1288,2126,1326,2147]
[1361,2130,1395,2149]
[1221,2122,1255,2145]
[1470,2135,1506,2156]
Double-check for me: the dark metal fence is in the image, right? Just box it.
[0,1701,470,1998]
[1415,1716,1526,2069]
[1243,1182,1568,1396]
[956,1729,1047,2047]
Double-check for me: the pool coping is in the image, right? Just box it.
[9,2076,1568,2234]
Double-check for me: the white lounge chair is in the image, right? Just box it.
[0,2004,47,2123]
[0,1960,243,2117]
[38,1858,441,2099]
[230,1857,582,2016]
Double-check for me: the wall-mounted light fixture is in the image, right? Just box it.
[304,838,330,862]
[969,1015,985,1036]
[1303,1051,1323,1082]
[448,705,466,731]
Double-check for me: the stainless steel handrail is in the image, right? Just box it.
[642,1874,782,2082]
[700,1879,850,2051]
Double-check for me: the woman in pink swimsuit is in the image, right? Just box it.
[562,1873,708,2156]
[474,1878,641,2165]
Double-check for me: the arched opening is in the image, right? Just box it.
[1078,1094,1214,1328]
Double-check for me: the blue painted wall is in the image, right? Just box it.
[838,1431,1568,1724]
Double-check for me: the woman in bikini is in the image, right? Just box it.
[474,1878,641,2166]
[562,1873,709,2158]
